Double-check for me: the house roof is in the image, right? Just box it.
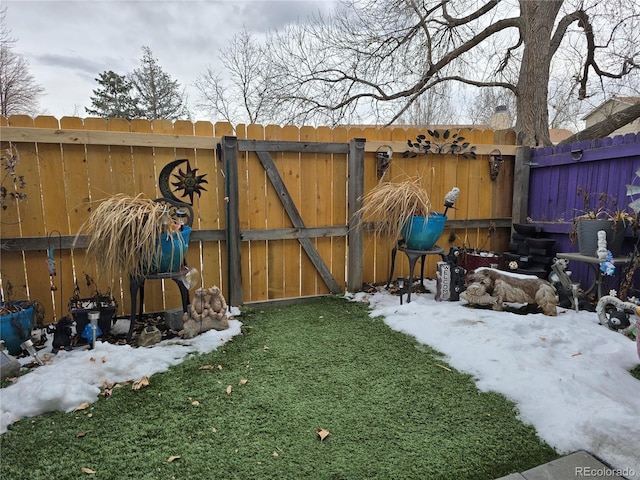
[549,128,573,144]
[582,96,640,120]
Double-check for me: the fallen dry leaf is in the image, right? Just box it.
[273,451,279,457]
[571,352,582,357]
[316,428,330,441]
[199,365,214,370]
[132,376,150,391]
[217,365,223,370]
[76,431,88,438]
[167,455,181,463]
[191,400,200,407]
[89,357,96,363]
[238,378,248,386]
[226,385,233,394]
[81,467,96,474]
[436,364,452,372]
[74,402,90,411]
[101,356,107,363]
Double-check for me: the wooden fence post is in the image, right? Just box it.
[221,136,243,306]
[347,137,367,292]
[512,146,531,225]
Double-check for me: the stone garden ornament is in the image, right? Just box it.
[181,286,229,339]
[461,268,558,316]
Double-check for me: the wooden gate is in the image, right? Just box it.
[219,127,366,305]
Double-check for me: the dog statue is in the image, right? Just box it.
[51,316,74,353]
[461,268,558,316]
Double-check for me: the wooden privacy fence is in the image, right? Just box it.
[526,133,640,292]
[0,115,516,323]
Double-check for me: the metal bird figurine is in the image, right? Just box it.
[47,246,56,276]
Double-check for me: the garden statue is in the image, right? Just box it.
[461,268,558,316]
[596,230,608,260]
[181,286,229,339]
[595,295,639,336]
[436,247,466,302]
[51,316,73,353]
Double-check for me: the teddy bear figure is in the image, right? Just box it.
[180,285,229,339]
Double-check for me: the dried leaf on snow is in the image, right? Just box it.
[132,376,150,390]
[101,380,114,389]
[74,402,90,411]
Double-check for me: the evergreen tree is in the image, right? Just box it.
[85,71,140,120]
[129,46,188,120]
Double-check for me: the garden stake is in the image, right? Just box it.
[47,231,63,322]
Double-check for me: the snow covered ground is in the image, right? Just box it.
[349,281,639,479]
[1,313,242,435]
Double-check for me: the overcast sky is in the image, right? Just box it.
[4,0,337,121]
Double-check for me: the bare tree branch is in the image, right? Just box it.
[441,0,501,26]
[201,0,640,145]
[0,7,44,116]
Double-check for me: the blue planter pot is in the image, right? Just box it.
[401,213,447,250]
[1,302,35,355]
[149,226,191,274]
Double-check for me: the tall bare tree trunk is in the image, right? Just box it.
[515,0,563,147]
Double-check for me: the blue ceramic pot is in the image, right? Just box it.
[0,302,35,355]
[401,213,447,250]
[150,226,191,274]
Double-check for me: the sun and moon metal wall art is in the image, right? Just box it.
[158,159,208,205]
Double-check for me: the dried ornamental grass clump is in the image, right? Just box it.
[356,178,431,242]
[76,194,185,283]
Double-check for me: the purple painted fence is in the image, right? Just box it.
[527,132,640,297]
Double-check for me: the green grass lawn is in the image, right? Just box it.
[0,296,559,479]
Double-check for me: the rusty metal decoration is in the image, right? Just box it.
[158,159,208,204]
[403,130,477,159]
[376,145,393,180]
[489,149,503,181]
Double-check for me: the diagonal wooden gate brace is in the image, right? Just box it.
[255,151,342,294]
